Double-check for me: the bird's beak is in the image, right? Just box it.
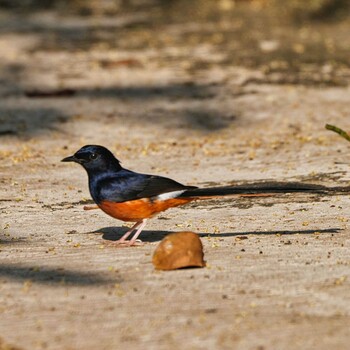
[61,155,77,163]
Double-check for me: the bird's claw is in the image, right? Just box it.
[102,239,144,247]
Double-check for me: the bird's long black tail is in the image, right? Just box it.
[179,182,330,198]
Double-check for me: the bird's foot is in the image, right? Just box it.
[116,238,144,247]
[102,239,144,247]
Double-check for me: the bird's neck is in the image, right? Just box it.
[86,164,122,182]
[87,169,118,203]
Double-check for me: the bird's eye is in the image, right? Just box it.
[90,153,98,160]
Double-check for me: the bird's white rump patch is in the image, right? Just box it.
[156,190,186,201]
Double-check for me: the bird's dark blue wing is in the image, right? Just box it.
[92,169,196,203]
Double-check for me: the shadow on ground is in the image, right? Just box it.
[93,226,341,243]
[0,106,70,136]
[0,70,233,136]
[0,237,27,245]
[0,264,120,285]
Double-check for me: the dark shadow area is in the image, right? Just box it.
[178,108,232,131]
[0,264,120,285]
[0,236,27,245]
[284,0,349,21]
[0,107,70,136]
[72,84,216,100]
[94,226,341,243]
[0,84,232,136]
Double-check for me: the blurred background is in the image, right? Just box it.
[1,0,349,84]
[0,0,349,138]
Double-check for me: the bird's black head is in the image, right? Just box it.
[61,145,122,172]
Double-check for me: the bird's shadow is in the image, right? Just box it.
[85,226,342,243]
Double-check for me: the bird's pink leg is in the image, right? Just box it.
[115,220,144,244]
[127,219,148,246]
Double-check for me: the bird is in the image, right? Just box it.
[62,145,327,246]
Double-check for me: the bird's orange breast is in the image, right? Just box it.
[98,197,193,222]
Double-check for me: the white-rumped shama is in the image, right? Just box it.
[62,145,326,246]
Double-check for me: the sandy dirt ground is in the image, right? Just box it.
[0,2,350,349]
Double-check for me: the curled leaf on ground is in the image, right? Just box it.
[152,232,206,270]
[325,124,350,143]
